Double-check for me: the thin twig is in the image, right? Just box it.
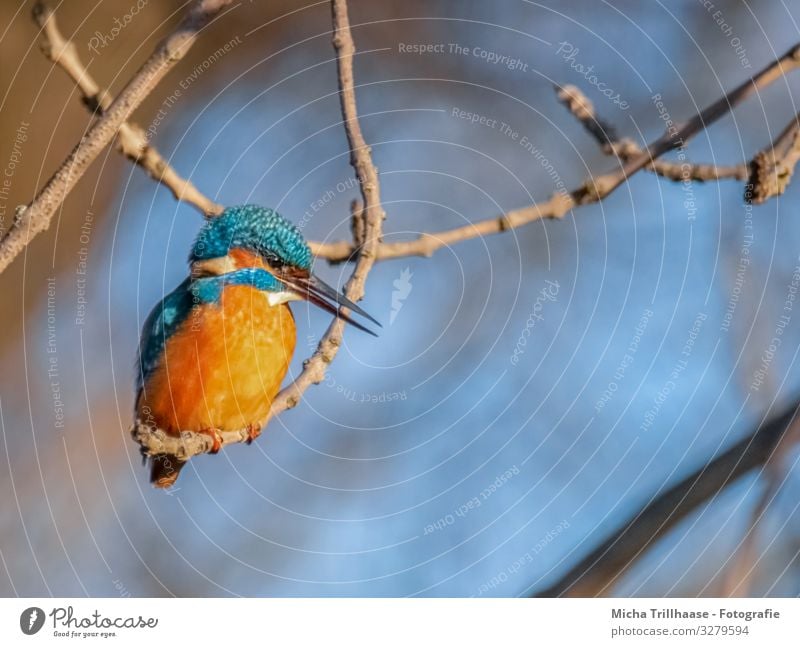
[269,0,385,413]
[531,401,800,597]
[556,84,748,182]
[33,3,223,217]
[312,44,800,263]
[0,0,233,275]
[133,0,386,459]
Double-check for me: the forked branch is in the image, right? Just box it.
[33,3,223,217]
[29,5,800,269]
[19,3,800,486]
[0,0,233,275]
[311,43,800,262]
[556,84,748,182]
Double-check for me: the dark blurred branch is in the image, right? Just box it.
[532,401,800,597]
[0,0,233,274]
[134,0,387,459]
[312,43,800,262]
[717,414,800,595]
[556,84,748,182]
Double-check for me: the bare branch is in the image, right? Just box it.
[268,0,385,413]
[33,3,223,217]
[312,193,573,261]
[531,401,800,597]
[556,84,748,182]
[133,0,387,459]
[556,83,621,147]
[31,2,796,268]
[34,3,800,469]
[746,113,800,204]
[350,198,366,249]
[132,417,250,459]
[312,43,800,263]
[0,0,233,275]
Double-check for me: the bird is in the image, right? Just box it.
[134,204,379,488]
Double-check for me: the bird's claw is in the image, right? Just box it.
[199,428,223,454]
[246,423,262,445]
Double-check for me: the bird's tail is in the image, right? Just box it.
[150,454,186,488]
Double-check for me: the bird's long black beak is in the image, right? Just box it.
[281,270,381,336]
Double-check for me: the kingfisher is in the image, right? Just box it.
[135,204,378,488]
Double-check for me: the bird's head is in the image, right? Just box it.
[190,204,378,334]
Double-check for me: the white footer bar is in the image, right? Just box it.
[1,598,796,645]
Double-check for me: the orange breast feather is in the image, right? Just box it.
[138,285,296,434]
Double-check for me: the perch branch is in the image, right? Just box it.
[0,0,233,275]
[33,3,223,217]
[134,0,386,458]
[531,400,800,597]
[312,43,800,263]
[268,0,385,413]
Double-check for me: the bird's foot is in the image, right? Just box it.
[198,428,223,454]
[245,423,262,445]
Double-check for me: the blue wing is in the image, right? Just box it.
[135,278,196,394]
